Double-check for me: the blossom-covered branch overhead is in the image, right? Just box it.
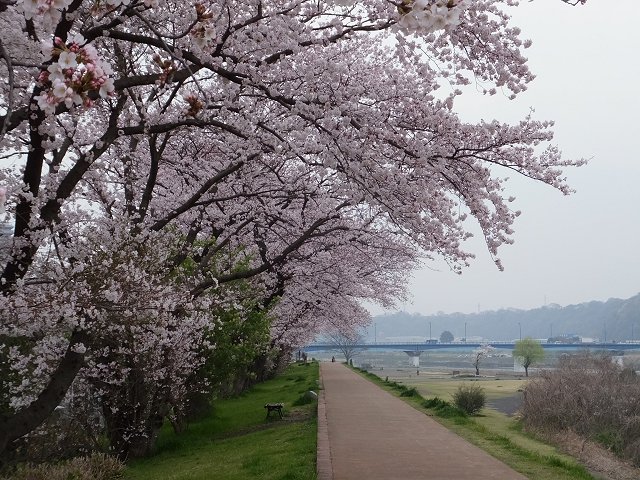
[0,0,587,454]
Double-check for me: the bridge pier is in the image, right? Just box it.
[404,350,422,368]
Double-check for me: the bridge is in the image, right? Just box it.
[302,341,640,353]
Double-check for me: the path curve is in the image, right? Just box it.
[318,362,527,479]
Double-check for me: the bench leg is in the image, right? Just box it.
[265,408,283,419]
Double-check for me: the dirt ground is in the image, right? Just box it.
[486,393,523,416]
[540,430,640,480]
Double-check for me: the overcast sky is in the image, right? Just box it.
[374,0,640,316]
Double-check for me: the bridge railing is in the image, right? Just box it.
[302,341,640,351]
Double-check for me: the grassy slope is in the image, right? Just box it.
[126,363,319,480]
[354,369,595,480]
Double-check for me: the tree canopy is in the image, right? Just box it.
[0,0,584,457]
[513,337,545,376]
[440,330,454,343]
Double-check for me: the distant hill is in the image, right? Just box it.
[370,293,640,342]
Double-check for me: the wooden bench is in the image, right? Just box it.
[264,403,284,419]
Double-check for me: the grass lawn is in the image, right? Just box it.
[355,368,595,480]
[400,374,527,400]
[125,362,319,480]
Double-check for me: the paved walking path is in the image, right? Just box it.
[317,362,527,479]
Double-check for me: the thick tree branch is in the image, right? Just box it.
[0,328,90,453]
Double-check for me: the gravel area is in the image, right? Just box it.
[487,393,523,416]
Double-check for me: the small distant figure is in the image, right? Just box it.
[416,369,420,376]
[331,356,335,363]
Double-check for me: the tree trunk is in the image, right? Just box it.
[99,363,171,460]
[102,406,163,460]
[0,330,88,455]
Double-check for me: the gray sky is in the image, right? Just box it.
[376,0,640,315]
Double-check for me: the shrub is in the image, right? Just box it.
[400,387,419,397]
[437,404,468,419]
[292,390,317,406]
[292,395,312,406]
[3,453,124,480]
[423,397,449,409]
[595,429,624,455]
[422,397,467,419]
[453,384,486,415]
[521,352,640,465]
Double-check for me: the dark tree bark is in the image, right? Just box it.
[0,329,88,455]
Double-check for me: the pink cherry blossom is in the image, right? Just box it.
[56,51,77,69]
[0,0,587,456]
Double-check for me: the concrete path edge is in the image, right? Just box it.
[316,366,333,480]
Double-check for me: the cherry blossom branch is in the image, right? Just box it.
[0,328,90,453]
[150,159,247,232]
[1,94,127,292]
[0,39,14,145]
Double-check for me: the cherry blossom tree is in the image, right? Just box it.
[0,0,586,457]
[470,344,495,376]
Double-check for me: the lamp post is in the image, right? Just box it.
[518,322,522,341]
[464,322,467,343]
[429,321,432,342]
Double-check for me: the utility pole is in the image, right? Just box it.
[464,322,467,343]
[429,321,432,342]
[518,322,522,341]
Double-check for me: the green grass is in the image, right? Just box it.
[125,362,319,480]
[404,376,527,400]
[352,367,595,480]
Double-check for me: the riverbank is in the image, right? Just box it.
[364,366,640,480]
[125,362,318,480]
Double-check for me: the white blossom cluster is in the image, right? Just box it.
[190,3,217,49]
[20,0,72,25]
[397,0,468,34]
[104,0,160,7]
[191,23,217,49]
[34,34,115,115]
[20,0,159,32]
